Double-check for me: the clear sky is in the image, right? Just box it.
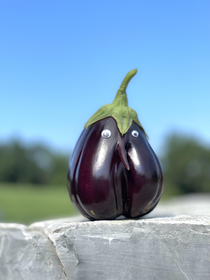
[1,1,210,156]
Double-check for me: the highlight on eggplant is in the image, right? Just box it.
[67,69,163,220]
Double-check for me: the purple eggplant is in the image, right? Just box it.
[67,69,163,220]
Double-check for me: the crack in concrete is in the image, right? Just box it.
[62,233,80,266]
[175,261,195,280]
[72,237,80,267]
[45,234,68,280]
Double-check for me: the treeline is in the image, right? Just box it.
[0,135,210,196]
[161,134,210,196]
[0,140,70,185]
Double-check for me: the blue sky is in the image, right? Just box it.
[1,1,210,156]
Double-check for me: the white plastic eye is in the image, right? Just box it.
[131,130,139,137]
[101,129,112,139]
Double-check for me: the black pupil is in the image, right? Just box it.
[102,131,110,138]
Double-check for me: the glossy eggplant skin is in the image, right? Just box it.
[67,117,163,220]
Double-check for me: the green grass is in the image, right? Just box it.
[0,183,79,225]
[0,183,173,225]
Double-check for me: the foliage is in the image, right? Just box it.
[0,140,70,185]
[160,134,210,196]
[1,134,210,199]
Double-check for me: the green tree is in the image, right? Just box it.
[160,134,210,197]
[0,141,47,184]
[0,140,70,186]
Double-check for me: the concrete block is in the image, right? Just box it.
[1,194,210,280]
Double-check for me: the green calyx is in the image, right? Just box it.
[84,69,148,137]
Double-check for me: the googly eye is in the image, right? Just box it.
[101,129,111,139]
[131,130,139,137]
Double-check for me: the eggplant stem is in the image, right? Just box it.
[112,69,137,107]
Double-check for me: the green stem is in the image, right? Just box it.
[112,69,137,107]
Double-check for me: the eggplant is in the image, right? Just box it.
[67,69,163,220]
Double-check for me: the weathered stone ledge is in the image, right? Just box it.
[1,194,210,280]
